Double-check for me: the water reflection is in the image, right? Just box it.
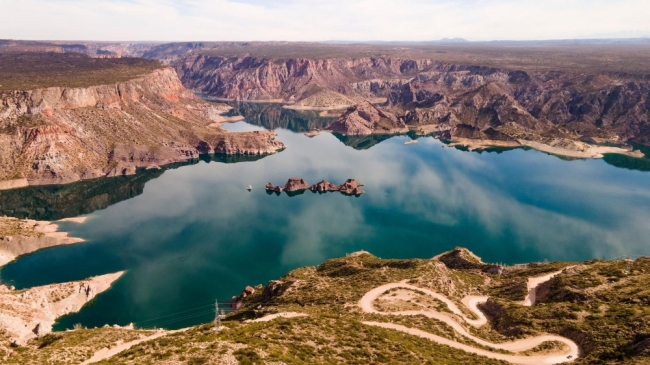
[0,154,276,220]
[1,125,650,332]
[230,102,333,132]
[0,168,166,220]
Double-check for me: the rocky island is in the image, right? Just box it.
[266,178,365,195]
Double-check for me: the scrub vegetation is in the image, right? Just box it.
[0,52,163,91]
[2,248,650,364]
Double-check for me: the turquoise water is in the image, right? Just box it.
[1,104,650,330]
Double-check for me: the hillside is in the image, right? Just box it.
[0,53,285,189]
[1,237,649,364]
[166,43,650,154]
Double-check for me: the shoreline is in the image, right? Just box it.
[446,137,646,160]
[0,216,125,345]
[283,104,353,111]
[0,217,85,268]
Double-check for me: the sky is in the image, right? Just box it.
[0,0,649,42]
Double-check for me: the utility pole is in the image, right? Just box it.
[214,300,221,330]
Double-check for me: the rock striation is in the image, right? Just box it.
[0,64,285,188]
[171,51,650,156]
[266,178,365,195]
[327,101,407,135]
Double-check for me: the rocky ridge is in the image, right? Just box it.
[172,52,650,156]
[0,65,285,189]
[266,178,365,195]
[327,101,407,135]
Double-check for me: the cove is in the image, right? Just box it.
[1,103,650,331]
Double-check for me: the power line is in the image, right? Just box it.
[134,301,234,326]
[139,310,218,329]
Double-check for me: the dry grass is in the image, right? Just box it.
[0,52,163,91]
[193,42,650,75]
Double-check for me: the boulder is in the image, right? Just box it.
[243,286,255,296]
[265,182,275,190]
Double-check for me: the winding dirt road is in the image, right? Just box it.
[359,280,578,364]
[522,268,574,306]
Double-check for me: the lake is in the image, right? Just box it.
[1,103,650,331]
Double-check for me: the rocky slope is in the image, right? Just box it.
[173,54,419,103]
[171,50,650,153]
[0,57,285,189]
[327,101,407,135]
[6,247,649,364]
[0,216,124,345]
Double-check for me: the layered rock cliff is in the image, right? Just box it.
[173,55,422,103]
[172,53,650,151]
[0,66,285,188]
[327,101,406,135]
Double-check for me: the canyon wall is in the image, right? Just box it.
[173,54,650,147]
[0,68,284,188]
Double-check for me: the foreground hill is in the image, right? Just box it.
[0,53,284,189]
[2,225,649,364]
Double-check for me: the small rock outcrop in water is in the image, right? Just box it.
[338,179,365,195]
[327,101,407,135]
[266,178,365,196]
[284,177,310,192]
[309,180,340,192]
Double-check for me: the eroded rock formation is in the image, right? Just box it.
[0,66,285,188]
[309,180,339,192]
[327,101,407,135]
[172,51,650,155]
[266,178,365,195]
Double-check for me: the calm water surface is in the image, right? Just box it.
[1,103,650,330]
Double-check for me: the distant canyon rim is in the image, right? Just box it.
[1,40,650,190]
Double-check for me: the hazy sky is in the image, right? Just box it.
[1,0,649,42]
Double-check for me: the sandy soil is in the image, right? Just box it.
[359,280,579,364]
[0,218,84,267]
[208,116,246,128]
[283,104,354,111]
[522,267,574,306]
[0,271,125,344]
[0,178,28,190]
[446,138,644,159]
[81,329,185,365]
[319,110,344,117]
[58,217,89,224]
[250,312,307,323]
[411,124,452,136]
[304,131,321,137]
[519,140,643,159]
[448,138,522,150]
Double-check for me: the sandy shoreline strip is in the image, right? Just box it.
[58,216,89,224]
